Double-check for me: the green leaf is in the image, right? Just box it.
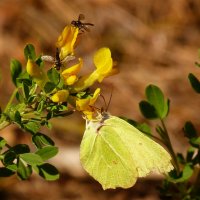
[22,82,30,100]
[186,147,195,162]
[121,117,152,136]
[44,82,56,93]
[14,111,21,125]
[32,133,55,149]
[11,144,30,155]
[145,85,169,119]
[195,61,200,68]
[24,44,36,60]
[24,121,40,134]
[192,151,200,165]
[176,153,185,164]
[15,91,23,102]
[36,146,58,161]
[20,153,43,165]
[47,68,60,85]
[0,137,7,149]
[190,137,200,148]
[57,76,64,89]
[36,163,59,181]
[17,159,32,180]
[6,164,17,172]
[10,59,22,86]
[3,151,16,166]
[37,100,45,113]
[18,77,32,86]
[184,121,198,138]
[0,167,15,177]
[188,73,200,93]
[139,101,158,119]
[35,56,43,67]
[156,125,166,140]
[168,164,193,183]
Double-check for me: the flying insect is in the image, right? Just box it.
[71,14,94,32]
[41,48,74,70]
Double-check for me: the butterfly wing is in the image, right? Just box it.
[80,120,138,190]
[105,116,174,177]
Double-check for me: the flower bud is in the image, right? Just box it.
[51,90,69,103]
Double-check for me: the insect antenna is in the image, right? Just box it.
[99,88,113,112]
[106,87,113,112]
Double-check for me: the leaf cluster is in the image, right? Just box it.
[127,80,200,199]
[0,44,74,181]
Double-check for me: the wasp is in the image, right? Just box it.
[41,48,75,70]
[71,14,94,32]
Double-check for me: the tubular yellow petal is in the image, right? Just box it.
[51,90,69,103]
[71,48,116,93]
[76,98,90,111]
[56,25,79,60]
[26,59,47,87]
[90,88,101,105]
[26,59,44,79]
[62,58,83,76]
[75,88,101,119]
[71,72,98,93]
[64,75,78,85]
[93,47,111,69]
[62,58,82,86]
[95,57,113,82]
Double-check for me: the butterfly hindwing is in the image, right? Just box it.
[105,116,174,177]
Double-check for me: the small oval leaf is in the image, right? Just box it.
[36,146,58,161]
[20,153,43,165]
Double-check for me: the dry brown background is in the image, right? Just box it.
[0,0,200,199]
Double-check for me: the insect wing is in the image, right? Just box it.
[105,116,174,177]
[41,55,55,63]
[78,14,85,21]
[80,114,174,189]
[80,118,137,189]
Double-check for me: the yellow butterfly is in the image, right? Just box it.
[80,112,174,190]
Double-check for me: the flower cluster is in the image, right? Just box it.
[26,23,117,119]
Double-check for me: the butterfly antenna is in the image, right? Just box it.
[106,87,113,112]
[100,94,107,112]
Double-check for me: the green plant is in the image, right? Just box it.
[0,18,116,181]
[0,15,200,200]
[136,74,200,199]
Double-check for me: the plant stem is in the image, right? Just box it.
[160,119,180,174]
[0,88,18,131]
[0,120,10,130]
[4,88,18,113]
[194,167,200,189]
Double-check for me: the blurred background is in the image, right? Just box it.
[0,0,200,199]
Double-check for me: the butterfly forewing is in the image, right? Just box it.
[80,119,137,189]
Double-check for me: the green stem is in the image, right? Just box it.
[160,119,180,174]
[194,167,200,189]
[0,120,10,130]
[4,88,18,113]
[0,88,18,131]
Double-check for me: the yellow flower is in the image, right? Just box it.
[51,90,69,103]
[56,25,79,61]
[26,59,46,87]
[71,47,118,93]
[61,58,83,85]
[76,88,101,119]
